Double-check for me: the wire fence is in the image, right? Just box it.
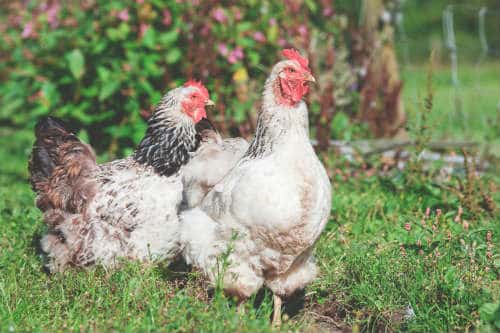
[394,3,500,143]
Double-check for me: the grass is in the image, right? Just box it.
[402,61,500,146]
[1,64,500,332]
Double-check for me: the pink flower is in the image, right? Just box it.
[117,9,129,21]
[284,0,301,13]
[269,18,277,26]
[46,2,60,28]
[212,8,227,23]
[298,24,308,37]
[200,23,211,36]
[233,7,243,21]
[227,53,237,64]
[323,6,333,17]
[253,31,266,43]
[416,239,422,247]
[21,21,34,39]
[277,38,287,47]
[162,9,172,26]
[404,223,411,231]
[462,220,469,230]
[8,15,22,27]
[218,43,228,56]
[139,23,149,38]
[136,0,144,3]
[232,46,244,60]
[436,209,442,218]
[425,207,431,218]
[224,46,245,64]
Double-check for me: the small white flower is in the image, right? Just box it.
[381,10,392,23]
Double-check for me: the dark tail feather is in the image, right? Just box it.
[28,117,81,192]
[29,117,97,212]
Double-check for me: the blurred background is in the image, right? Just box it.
[1,3,499,331]
[0,0,499,160]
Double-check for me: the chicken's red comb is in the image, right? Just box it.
[282,48,310,72]
[184,80,209,99]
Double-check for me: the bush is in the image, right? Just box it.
[0,0,356,156]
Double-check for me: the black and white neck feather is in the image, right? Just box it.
[133,92,198,176]
[245,61,308,160]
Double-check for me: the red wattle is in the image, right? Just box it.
[278,78,309,105]
[193,108,207,123]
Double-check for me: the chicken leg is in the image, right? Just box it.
[272,294,282,327]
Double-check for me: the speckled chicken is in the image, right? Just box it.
[29,81,213,272]
[180,49,332,325]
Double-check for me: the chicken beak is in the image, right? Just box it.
[205,99,215,106]
[304,72,316,83]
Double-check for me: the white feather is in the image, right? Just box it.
[181,63,332,298]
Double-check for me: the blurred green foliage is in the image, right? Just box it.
[0,0,347,156]
[1,0,497,156]
[397,0,500,63]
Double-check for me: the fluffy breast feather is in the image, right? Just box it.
[182,130,248,208]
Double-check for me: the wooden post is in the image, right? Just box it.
[358,0,407,139]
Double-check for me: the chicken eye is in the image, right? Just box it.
[287,67,296,73]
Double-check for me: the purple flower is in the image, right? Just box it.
[252,31,266,43]
[212,8,227,23]
[117,9,130,21]
[218,43,229,56]
[162,9,172,26]
[21,21,34,39]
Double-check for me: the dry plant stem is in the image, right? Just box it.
[237,301,246,315]
[272,294,282,327]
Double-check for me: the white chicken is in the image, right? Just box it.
[180,49,332,325]
[29,81,213,272]
[182,118,248,208]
